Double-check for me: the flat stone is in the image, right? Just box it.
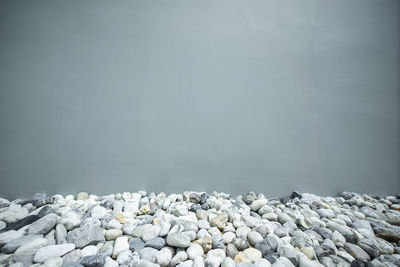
[344,243,370,261]
[145,237,165,250]
[129,237,145,252]
[66,219,105,248]
[0,230,23,246]
[28,213,58,235]
[1,234,43,254]
[166,232,191,248]
[33,243,75,262]
[0,215,40,232]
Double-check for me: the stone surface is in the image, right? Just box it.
[33,243,75,262]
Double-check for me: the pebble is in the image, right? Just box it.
[112,236,129,258]
[145,237,165,250]
[33,243,75,262]
[105,229,122,241]
[166,232,191,248]
[187,243,204,259]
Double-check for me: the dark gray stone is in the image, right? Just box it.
[80,255,106,267]
[0,215,39,232]
[211,234,224,249]
[232,236,249,251]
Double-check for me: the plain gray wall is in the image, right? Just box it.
[0,0,399,199]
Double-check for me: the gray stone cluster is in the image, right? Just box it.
[0,190,399,267]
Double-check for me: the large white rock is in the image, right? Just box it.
[112,236,129,258]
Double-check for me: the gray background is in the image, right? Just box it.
[0,0,399,199]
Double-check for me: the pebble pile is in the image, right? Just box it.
[0,191,399,267]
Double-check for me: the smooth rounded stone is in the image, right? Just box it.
[104,229,122,241]
[1,215,40,232]
[375,237,395,254]
[320,239,338,256]
[13,237,48,265]
[210,213,229,230]
[278,213,294,224]
[27,213,57,235]
[192,256,205,267]
[81,245,98,257]
[197,220,211,230]
[60,210,82,230]
[136,259,159,267]
[338,249,356,263]
[145,237,165,250]
[278,244,298,266]
[9,263,24,267]
[177,260,194,267]
[112,236,129,258]
[317,208,335,218]
[300,246,316,260]
[0,230,23,246]
[0,206,28,224]
[129,238,145,252]
[211,234,224,249]
[130,224,153,238]
[66,219,105,249]
[242,192,257,205]
[170,251,188,266]
[234,252,250,263]
[242,247,262,262]
[350,260,374,267]
[208,227,221,236]
[205,249,225,267]
[271,257,295,267]
[312,227,333,240]
[247,231,263,246]
[344,243,370,261]
[140,247,158,262]
[104,256,118,267]
[45,229,56,246]
[187,243,204,260]
[155,247,172,266]
[319,257,335,267]
[80,255,107,267]
[263,213,278,221]
[232,236,250,251]
[331,230,346,247]
[40,256,63,267]
[1,234,43,254]
[357,238,379,258]
[116,250,138,265]
[236,226,252,238]
[223,232,236,244]
[327,221,353,237]
[196,210,208,221]
[255,235,278,256]
[298,254,324,267]
[62,249,82,263]
[56,224,67,244]
[105,219,122,230]
[34,243,75,263]
[98,242,113,257]
[167,233,191,248]
[226,243,238,259]
[258,205,274,215]
[251,199,268,212]
[142,225,161,242]
[241,215,261,228]
[254,258,272,267]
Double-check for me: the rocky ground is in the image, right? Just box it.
[0,191,399,267]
